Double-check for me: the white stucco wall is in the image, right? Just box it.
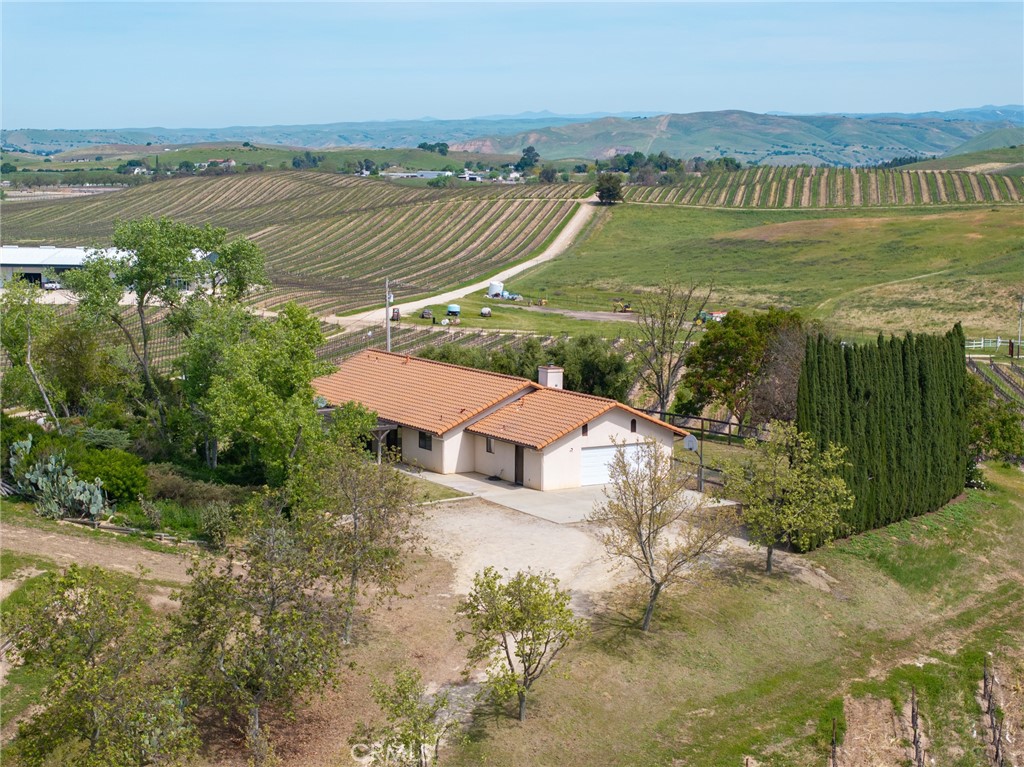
[522,447,544,489]
[399,426,445,473]
[537,409,676,490]
[473,435,517,482]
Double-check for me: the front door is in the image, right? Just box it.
[514,445,524,486]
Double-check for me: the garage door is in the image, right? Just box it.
[580,444,640,485]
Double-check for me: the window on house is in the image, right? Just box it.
[630,418,637,433]
[582,423,589,437]
[486,437,494,454]
[418,431,432,451]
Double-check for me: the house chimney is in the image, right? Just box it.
[538,364,563,389]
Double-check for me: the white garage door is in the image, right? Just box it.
[580,444,640,485]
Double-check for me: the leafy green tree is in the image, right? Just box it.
[965,374,1024,466]
[590,440,738,630]
[290,435,420,643]
[61,217,223,429]
[595,172,623,204]
[628,283,712,413]
[456,568,586,721]
[514,146,540,172]
[177,302,255,469]
[175,491,344,765]
[37,314,139,419]
[209,236,269,301]
[682,308,804,425]
[547,334,632,402]
[8,565,198,767]
[722,420,854,573]
[1,161,17,174]
[538,165,558,183]
[0,276,63,430]
[355,667,453,767]
[205,303,326,484]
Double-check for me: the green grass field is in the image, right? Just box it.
[447,464,1024,766]
[3,165,1021,339]
[513,204,1024,338]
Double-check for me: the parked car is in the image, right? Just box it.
[43,281,62,291]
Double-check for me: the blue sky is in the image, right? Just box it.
[2,2,1021,129]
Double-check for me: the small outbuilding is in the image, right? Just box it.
[312,350,689,490]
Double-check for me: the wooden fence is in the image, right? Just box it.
[642,410,768,445]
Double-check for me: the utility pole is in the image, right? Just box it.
[1017,294,1023,360]
[385,278,392,352]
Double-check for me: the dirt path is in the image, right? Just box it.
[325,196,601,332]
[516,304,637,323]
[0,522,193,582]
[851,170,862,206]
[917,172,931,204]
[814,269,952,314]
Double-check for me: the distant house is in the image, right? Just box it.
[206,159,236,168]
[312,350,689,490]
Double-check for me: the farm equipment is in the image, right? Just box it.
[446,304,461,317]
[694,310,728,325]
[613,301,633,313]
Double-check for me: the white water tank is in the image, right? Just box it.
[488,280,504,297]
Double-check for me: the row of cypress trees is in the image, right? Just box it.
[796,325,968,535]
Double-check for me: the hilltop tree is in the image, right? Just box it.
[456,568,586,721]
[514,146,540,172]
[722,420,853,574]
[595,172,623,204]
[590,440,739,631]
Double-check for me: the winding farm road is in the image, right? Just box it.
[322,196,601,332]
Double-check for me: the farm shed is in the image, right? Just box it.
[0,245,98,285]
[312,350,689,490]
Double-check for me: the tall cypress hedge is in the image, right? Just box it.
[796,325,967,534]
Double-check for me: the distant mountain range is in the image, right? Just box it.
[3,106,1021,167]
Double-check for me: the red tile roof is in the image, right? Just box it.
[468,388,688,449]
[311,350,532,436]
[312,349,689,446]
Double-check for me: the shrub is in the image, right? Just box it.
[200,501,234,549]
[74,449,148,505]
[66,425,132,451]
[145,464,249,508]
[0,414,45,476]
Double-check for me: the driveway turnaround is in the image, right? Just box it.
[414,470,606,524]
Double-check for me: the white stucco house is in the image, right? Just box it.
[311,349,690,490]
